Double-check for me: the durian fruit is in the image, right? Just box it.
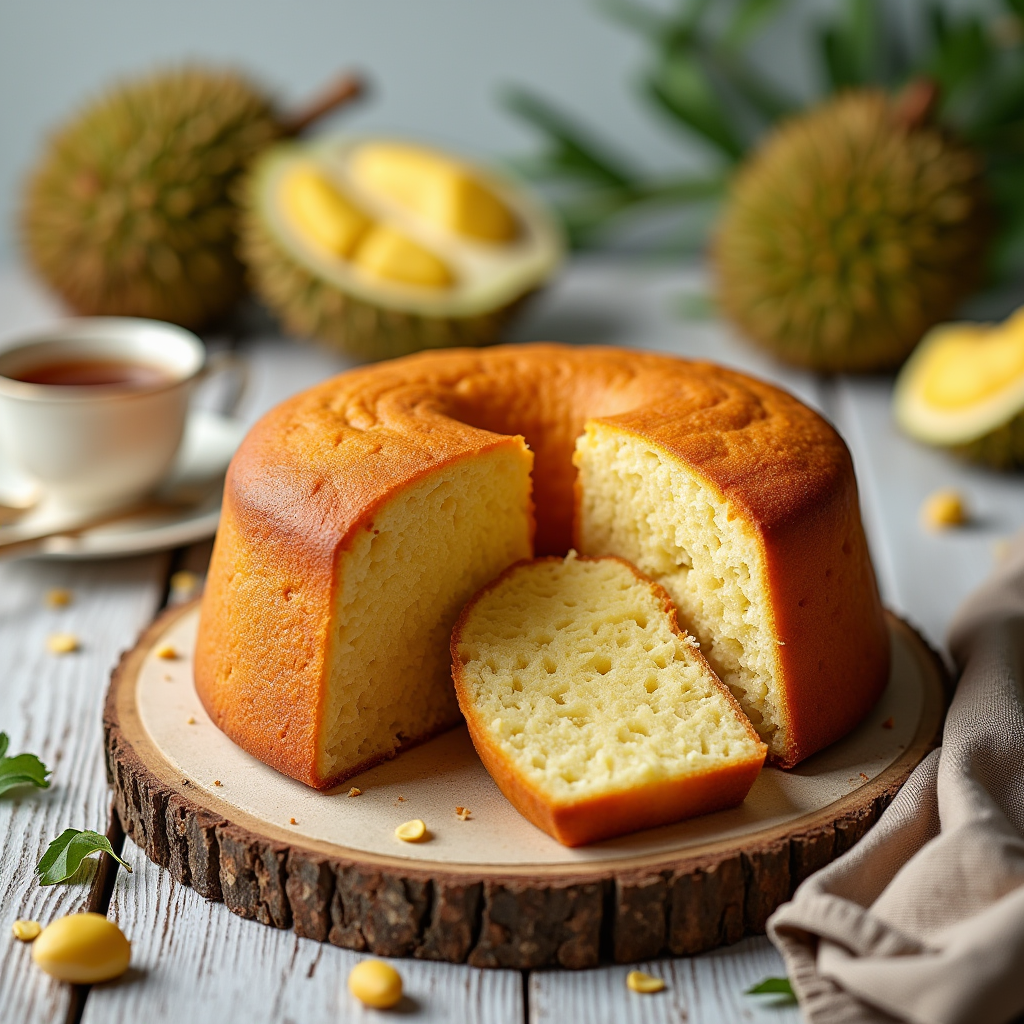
[894,307,1024,469]
[238,137,564,359]
[22,68,285,328]
[714,90,992,372]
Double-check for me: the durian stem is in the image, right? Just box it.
[894,78,939,132]
[282,73,366,137]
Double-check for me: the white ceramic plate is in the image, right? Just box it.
[0,409,245,560]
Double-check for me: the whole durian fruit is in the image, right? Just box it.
[714,89,992,372]
[21,68,284,328]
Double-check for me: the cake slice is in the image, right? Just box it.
[451,553,767,846]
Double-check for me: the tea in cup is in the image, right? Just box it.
[0,318,208,513]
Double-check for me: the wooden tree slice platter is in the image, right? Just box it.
[104,602,946,969]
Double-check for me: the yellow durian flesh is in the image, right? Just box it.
[894,308,1024,453]
[919,312,1024,409]
[353,225,455,288]
[280,166,370,257]
[351,142,518,243]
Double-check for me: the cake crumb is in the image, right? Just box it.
[47,633,78,655]
[163,675,173,682]
[289,817,297,825]
[347,787,362,798]
[882,716,894,729]
[859,772,869,781]
[397,795,406,802]
[455,806,471,821]
[186,716,196,725]
[922,489,967,529]
[213,780,223,787]
[155,643,178,660]
[45,588,72,608]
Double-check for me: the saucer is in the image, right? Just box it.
[0,409,246,560]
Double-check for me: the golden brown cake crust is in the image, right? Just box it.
[195,343,889,785]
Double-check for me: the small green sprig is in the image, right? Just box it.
[0,732,51,796]
[36,829,132,886]
[746,976,796,1000]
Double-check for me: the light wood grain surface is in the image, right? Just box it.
[0,260,1019,1024]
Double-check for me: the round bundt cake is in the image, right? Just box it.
[195,344,890,788]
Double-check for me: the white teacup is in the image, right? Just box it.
[0,318,208,514]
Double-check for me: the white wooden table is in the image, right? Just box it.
[1,260,1020,1024]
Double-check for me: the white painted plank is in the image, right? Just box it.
[0,555,168,1024]
[530,937,800,1024]
[831,377,1024,649]
[84,837,523,1024]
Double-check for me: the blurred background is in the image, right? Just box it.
[0,0,994,262]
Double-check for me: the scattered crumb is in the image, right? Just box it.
[397,795,406,802]
[155,643,178,660]
[859,772,870,781]
[169,570,201,597]
[347,787,362,798]
[626,970,665,994]
[882,717,894,730]
[921,489,967,530]
[394,819,428,843]
[289,817,297,825]
[213,780,223,787]
[163,675,173,682]
[12,919,41,942]
[186,716,196,725]
[47,633,78,655]
[455,806,472,821]
[45,588,72,608]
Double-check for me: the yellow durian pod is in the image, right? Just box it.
[894,307,1024,468]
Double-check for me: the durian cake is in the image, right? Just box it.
[195,344,890,791]
[452,554,767,846]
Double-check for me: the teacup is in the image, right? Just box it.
[0,318,208,514]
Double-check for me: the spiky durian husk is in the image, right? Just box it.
[714,91,992,372]
[952,410,1024,469]
[237,181,531,362]
[22,68,281,328]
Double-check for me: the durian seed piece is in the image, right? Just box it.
[394,819,427,842]
[280,165,370,257]
[12,919,41,942]
[353,226,454,288]
[47,633,79,655]
[626,971,665,994]
[45,588,73,608]
[351,142,516,242]
[921,489,968,530]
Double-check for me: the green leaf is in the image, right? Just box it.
[501,87,640,189]
[0,733,51,796]
[645,56,746,159]
[36,828,131,886]
[724,0,791,48]
[818,0,879,90]
[747,977,795,997]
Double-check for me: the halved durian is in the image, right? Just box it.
[239,137,563,359]
[894,308,1024,468]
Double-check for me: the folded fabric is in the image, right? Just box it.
[768,530,1024,1024]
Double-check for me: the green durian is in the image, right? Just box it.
[21,67,284,328]
[714,90,992,372]
[238,136,564,360]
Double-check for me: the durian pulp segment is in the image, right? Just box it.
[280,165,370,257]
[350,142,517,243]
[895,314,1024,445]
[259,139,562,318]
[355,225,455,288]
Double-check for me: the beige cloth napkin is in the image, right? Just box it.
[767,531,1024,1024]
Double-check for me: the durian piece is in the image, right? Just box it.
[21,68,284,328]
[353,225,454,288]
[351,142,517,242]
[714,90,992,372]
[894,308,1024,469]
[239,137,563,359]
[280,165,370,257]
